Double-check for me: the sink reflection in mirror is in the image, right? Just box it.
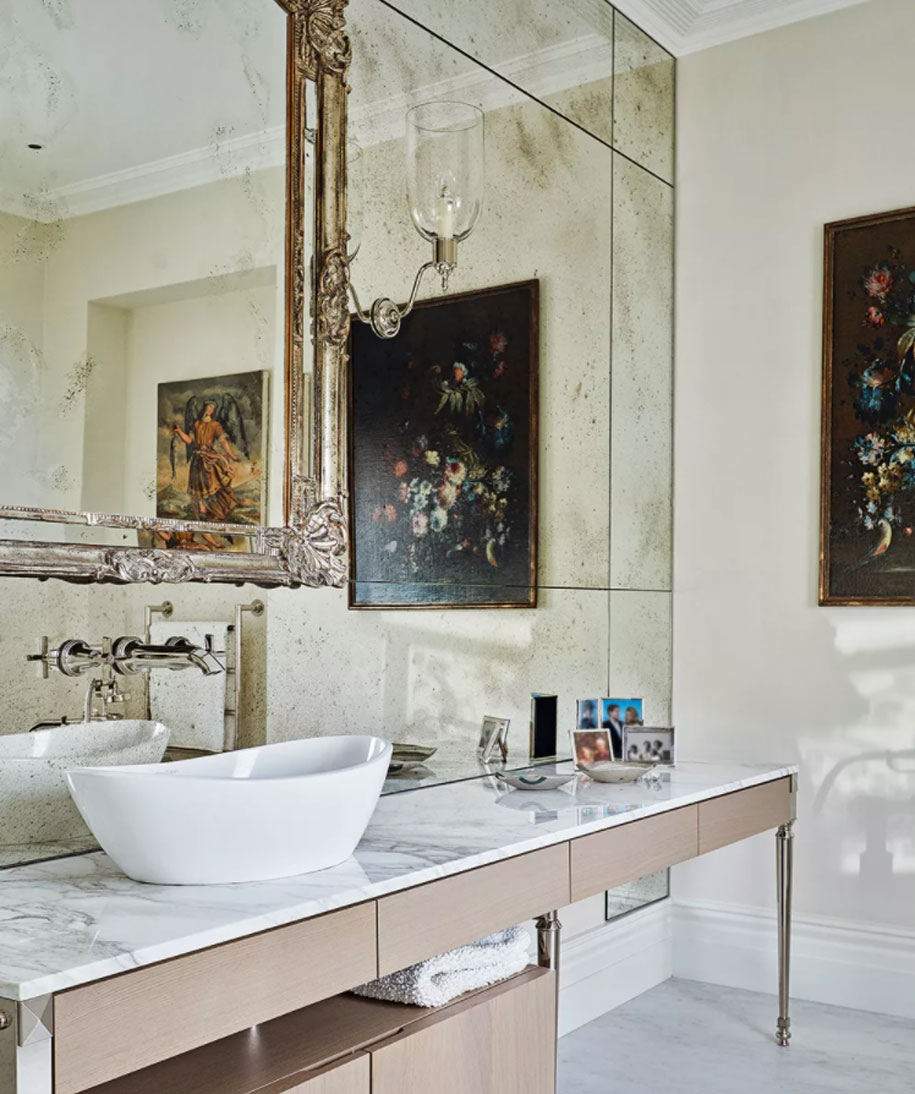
[0,720,168,853]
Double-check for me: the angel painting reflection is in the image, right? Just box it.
[172,397,245,522]
[154,371,269,551]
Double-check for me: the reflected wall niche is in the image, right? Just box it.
[0,1,673,760]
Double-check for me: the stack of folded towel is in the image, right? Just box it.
[353,926,532,1008]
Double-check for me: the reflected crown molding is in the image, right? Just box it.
[1,32,613,222]
[614,0,872,55]
[7,127,287,223]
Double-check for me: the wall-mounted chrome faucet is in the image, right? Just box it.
[27,634,224,680]
[109,635,224,677]
[26,632,225,723]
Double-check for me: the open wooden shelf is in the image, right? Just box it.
[84,968,549,1094]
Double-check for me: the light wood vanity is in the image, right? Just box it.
[0,765,797,1094]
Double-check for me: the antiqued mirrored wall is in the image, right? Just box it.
[0,0,673,870]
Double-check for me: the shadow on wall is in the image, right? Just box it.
[800,612,915,926]
[676,593,915,931]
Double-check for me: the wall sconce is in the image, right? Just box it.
[350,100,484,339]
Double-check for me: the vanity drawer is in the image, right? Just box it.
[698,778,793,854]
[570,805,698,902]
[53,902,377,1094]
[369,967,555,1094]
[376,844,570,975]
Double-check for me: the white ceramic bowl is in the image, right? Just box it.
[580,761,657,784]
[67,735,392,885]
[0,720,169,845]
[495,770,578,791]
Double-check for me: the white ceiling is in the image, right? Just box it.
[612,0,874,54]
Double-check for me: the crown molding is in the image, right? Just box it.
[613,0,873,55]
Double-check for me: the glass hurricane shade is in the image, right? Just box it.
[406,101,484,244]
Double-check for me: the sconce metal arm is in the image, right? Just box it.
[349,261,436,340]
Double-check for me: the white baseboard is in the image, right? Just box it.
[558,901,672,1036]
[672,899,915,1020]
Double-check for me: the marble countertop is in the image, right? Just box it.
[0,760,796,1000]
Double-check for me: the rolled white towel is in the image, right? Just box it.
[352,926,532,1008]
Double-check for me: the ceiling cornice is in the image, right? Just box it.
[612,0,874,55]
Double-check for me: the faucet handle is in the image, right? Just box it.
[25,637,51,679]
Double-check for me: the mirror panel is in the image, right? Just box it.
[0,0,349,587]
[613,11,674,183]
[0,0,287,545]
[347,0,612,598]
[610,154,673,591]
[378,0,616,145]
[268,582,610,747]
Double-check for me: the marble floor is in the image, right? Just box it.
[558,979,915,1093]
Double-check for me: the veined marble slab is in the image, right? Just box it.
[0,761,795,1000]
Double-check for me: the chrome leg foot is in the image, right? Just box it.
[535,909,561,972]
[535,911,562,1093]
[776,821,794,1047]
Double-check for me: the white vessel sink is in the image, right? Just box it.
[0,720,169,845]
[67,735,393,885]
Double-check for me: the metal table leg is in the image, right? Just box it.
[536,910,562,1092]
[776,821,794,1046]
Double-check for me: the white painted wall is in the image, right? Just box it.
[673,0,915,1016]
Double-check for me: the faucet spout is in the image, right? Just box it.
[111,635,225,677]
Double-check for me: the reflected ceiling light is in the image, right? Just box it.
[349,100,484,339]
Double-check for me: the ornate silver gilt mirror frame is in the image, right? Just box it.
[0,0,350,588]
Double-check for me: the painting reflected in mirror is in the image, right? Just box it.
[148,370,269,553]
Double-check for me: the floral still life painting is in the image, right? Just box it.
[150,370,269,553]
[821,206,915,604]
[349,280,538,607]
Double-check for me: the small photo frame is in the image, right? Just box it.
[600,698,644,729]
[478,716,510,763]
[570,729,614,766]
[623,726,675,766]
[576,698,601,729]
[597,697,643,761]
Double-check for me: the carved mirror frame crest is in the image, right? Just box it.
[0,0,351,588]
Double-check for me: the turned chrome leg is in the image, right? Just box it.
[536,910,561,1092]
[776,821,794,1047]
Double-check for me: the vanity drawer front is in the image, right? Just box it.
[369,967,554,1094]
[290,1054,370,1093]
[376,844,570,975]
[53,902,377,1094]
[570,805,698,902]
[698,778,793,854]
